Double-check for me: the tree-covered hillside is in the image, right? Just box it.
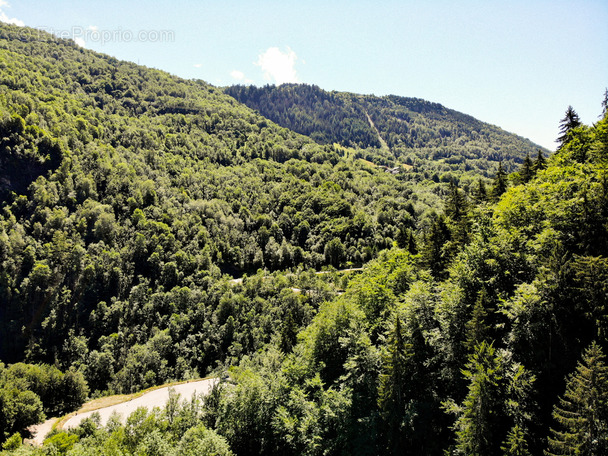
[225,83,547,175]
[1,21,606,456]
[197,102,608,456]
[0,21,513,405]
[0,23,428,374]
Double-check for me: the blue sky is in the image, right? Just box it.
[2,0,607,150]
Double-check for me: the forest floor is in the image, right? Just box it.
[28,377,217,445]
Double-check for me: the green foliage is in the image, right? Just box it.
[501,425,532,456]
[377,317,412,454]
[421,213,452,279]
[546,342,608,456]
[12,393,234,456]
[42,432,78,455]
[445,342,535,456]
[0,362,88,439]
[1,432,21,451]
[512,152,535,185]
[534,149,548,172]
[176,424,234,456]
[0,21,607,456]
[446,342,508,455]
[492,161,508,199]
[0,24,472,386]
[0,364,88,417]
[0,387,44,441]
[464,289,492,352]
[225,84,381,149]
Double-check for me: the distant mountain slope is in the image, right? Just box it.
[225,84,547,174]
[226,84,381,148]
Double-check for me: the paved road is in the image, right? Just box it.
[63,378,217,430]
[27,418,58,446]
[29,378,217,445]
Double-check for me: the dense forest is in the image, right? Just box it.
[0,22,607,456]
[225,84,544,175]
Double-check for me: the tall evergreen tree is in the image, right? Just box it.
[534,149,547,172]
[378,316,412,455]
[557,106,581,149]
[518,152,535,184]
[406,229,418,255]
[422,214,452,280]
[546,342,608,456]
[446,344,536,456]
[464,289,492,352]
[448,342,507,456]
[445,181,470,246]
[395,225,417,254]
[445,181,468,222]
[473,179,488,203]
[502,425,532,456]
[492,162,508,200]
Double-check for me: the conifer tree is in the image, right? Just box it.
[378,317,412,455]
[557,106,581,149]
[422,214,452,280]
[492,162,508,200]
[446,342,536,456]
[445,181,470,246]
[396,225,417,254]
[445,181,468,222]
[406,230,418,255]
[464,289,492,352]
[546,342,608,456]
[449,341,507,456]
[473,179,488,203]
[519,152,535,184]
[502,425,532,456]
[534,149,547,172]
[396,228,418,255]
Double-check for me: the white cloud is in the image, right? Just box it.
[74,37,86,47]
[88,25,98,31]
[193,63,202,68]
[255,47,299,85]
[231,70,245,80]
[230,70,254,84]
[0,1,24,27]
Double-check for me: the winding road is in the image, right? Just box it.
[29,378,217,445]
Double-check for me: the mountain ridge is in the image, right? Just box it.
[225,83,547,175]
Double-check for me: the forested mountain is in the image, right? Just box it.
[200,104,608,456]
[0,21,607,456]
[225,84,546,175]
